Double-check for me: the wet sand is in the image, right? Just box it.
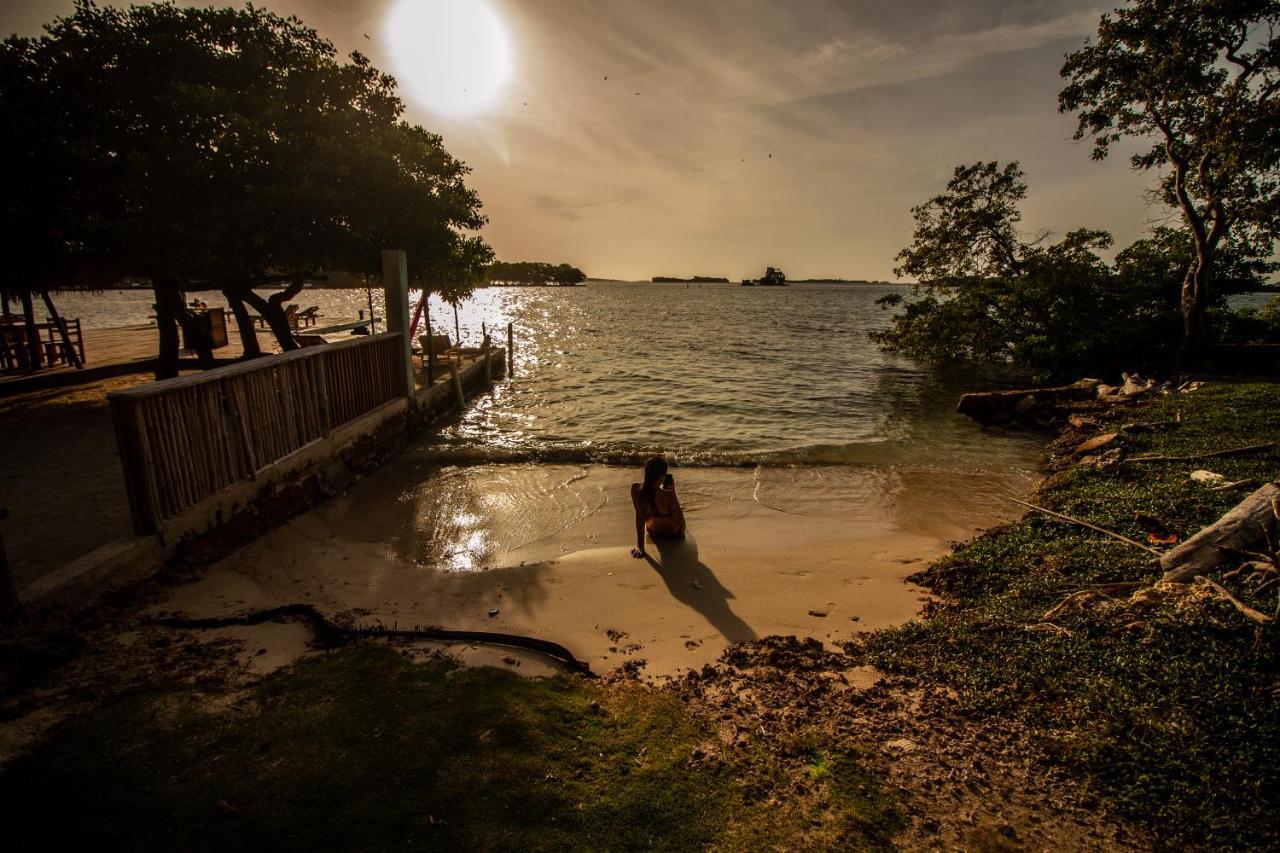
[158,460,1035,677]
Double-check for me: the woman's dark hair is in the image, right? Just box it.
[641,456,668,514]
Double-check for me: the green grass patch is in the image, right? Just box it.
[1,645,898,851]
[866,382,1280,847]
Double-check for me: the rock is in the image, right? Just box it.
[808,609,828,617]
[884,737,919,753]
[1075,432,1119,454]
[1096,383,1118,397]
[1012,394,1037,413]
[1121,372,1151,396]
[487,608,499,617]
[1190,469,1226,485]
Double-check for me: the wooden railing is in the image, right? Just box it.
[110,333,406,534]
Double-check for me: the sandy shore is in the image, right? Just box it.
[158,460,1035,677]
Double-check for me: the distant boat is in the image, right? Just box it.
[741,266,788,286]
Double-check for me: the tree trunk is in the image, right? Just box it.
[1176,246,1211,371]
[222,285,262,359]
[1161,482,1280,583]
[241,280,304,352]
[153,278,184,380]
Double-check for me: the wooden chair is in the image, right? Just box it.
[296,306,321,327]
[417,334,456,369]
[42,317,84,367]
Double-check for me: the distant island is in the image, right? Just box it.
[651,276,730,283]
[741,267,789,286]
[485,261,587,287]
[791,279,900,285]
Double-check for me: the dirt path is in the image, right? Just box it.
[0,376,148,586]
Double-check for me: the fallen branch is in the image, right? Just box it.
[1024,622,1074,637]
[1044,589,1112,620]
[1198,577,1275,625]
[1126,442,1276,464]
[1006,497,1163,556]
[1120,418,1180,434]
[1161,483,1280,583]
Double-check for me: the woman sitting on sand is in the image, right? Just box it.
[631,456,686,558]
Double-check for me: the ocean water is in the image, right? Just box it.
[424,281,1046,476]
[49,281,1051,474]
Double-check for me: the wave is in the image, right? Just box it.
[404,437,1040,477]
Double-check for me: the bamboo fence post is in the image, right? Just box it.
[315,353,332,436]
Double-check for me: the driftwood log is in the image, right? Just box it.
[1161,482,1280,583]
[956,379,1098,424]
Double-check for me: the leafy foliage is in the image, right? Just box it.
[893,161,1027,281]
[875,163,1274,381]
[486,261,588,286]
[0,1,492,369]
[1059,0,1280,362]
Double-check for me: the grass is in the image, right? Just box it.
[865,381,1280,847]
[0,644,897,851]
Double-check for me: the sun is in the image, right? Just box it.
[384,0,513,118]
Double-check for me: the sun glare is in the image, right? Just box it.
[384,0,513,118]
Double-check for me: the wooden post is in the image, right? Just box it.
[19,290,40,369]
[40,290,83,369]
[450,358,465,409]
[482,334,492,385]
[453,300,461,345]
[507,322,514,378]
[409,288,428,339]
[427,327,437,381]
[381,249,414,398]
[0,508,21,622]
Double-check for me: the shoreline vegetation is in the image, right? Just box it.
[650,276,900,284]
[2,381,1274,846]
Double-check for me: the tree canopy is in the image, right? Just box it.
[485,261,587,286]
[1060,0,1280,365]
[875,161,1273,381]
[0,1,492,373]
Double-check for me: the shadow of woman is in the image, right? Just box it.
[646,534,757,643]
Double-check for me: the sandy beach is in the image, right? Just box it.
[157,461,1035,677]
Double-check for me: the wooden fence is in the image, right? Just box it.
[110,333,406,534]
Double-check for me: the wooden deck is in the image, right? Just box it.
[0,324,284,395]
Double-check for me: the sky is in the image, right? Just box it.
[2,0,1168,281]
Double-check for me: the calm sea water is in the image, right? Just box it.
[59,281,1264,478]
[44,282,1049,476]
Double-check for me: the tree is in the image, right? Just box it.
[893,161,1029,281]
[1,2,490,377]
[1060,0,1280,367]
[484,261,586,286]
[875,161,1270,379]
